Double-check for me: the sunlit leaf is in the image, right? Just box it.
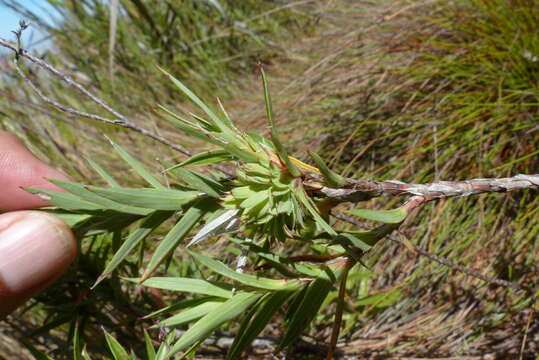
[189,251,301,290]
[167,292,262,356]
[279,276,333,349]
[95,210,173,287]
[50,179,152,215]
[143,201,214,279]
[138,277,233,298]
[227,290,294,359]
[171,149,233,168]
[87,186,201,210]
[104,330,131,360]
[308,151,345,187]
[159,300,226,327]
[107,138,165,189]
[346,207,408,224]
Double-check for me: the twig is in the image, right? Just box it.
[309,173,539,203]
[1,26,235,177]
[326,258,353,360]
[332,203,524,291]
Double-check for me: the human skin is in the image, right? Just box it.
[0,131,77,319]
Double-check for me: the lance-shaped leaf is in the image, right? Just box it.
[170,149,233,168]
[137,277,233,298]
[168,167,224,198]
[295,185,337,236]
[159,67,234,133]
[260,68,301,177]
[227,290,295,360]
[107,138,165,189]
[144,296,223,319]
[87,186,201,210]
[187,209,240,247]
[189,251,302,291]
[158,300,226,328]
[279,276,333,350]
[308,151,345,187]
[94,210,173,288]
[167,292,262,356]
[143,329,156,360]
[49,179,152,215]
[25,187,102,211]
[346,206,408,224]
[104,330,131,360]
[142,201,212,279]
[158,105,221,146]
[86,157,120,187]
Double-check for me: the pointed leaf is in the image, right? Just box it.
[159,67,231,133]
[308,152,345,187]
[189,251,301,290]
[50,179,152,215]
[104,330,131,360]
[87,186,201,210]
[227,290,294,359]
[25,187,102,211]
[143,201,212,279]
[107,138,165,189]
[95,210,173,287]
[279,276,333,349]
[167,292,261,356]
[260,68,300,177]
[172,149,233,168]
[138,277,233,298]
[144,329,156,360]
[159,300,225,327]
[86,157,120,187]
[168,167,224,198]
[346,207,408,224]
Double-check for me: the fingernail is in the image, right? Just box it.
[0,211,76,294]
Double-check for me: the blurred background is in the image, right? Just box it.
[0,0,537,359]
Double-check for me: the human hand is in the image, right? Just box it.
[0,131,77,319]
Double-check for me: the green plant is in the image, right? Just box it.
[18,64,537,359]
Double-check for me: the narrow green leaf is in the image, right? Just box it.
[308,151,345,187]
[95,211,173,287]
[49,179,152,215]
[81,347,92,360]
[73,321,81,360]
[159,67,231,133]
[25,188,102,211]
[346,207,408,224]
[260,68,301,177]
[143,202,210,279]
[168,167,224,198]
[139,277,233,298]
[167,292,261,356]
[189,251,300,290]
[159,300,225,327]
[48,211,92,228]
[87,186,201,210]
[333,233,372,252]
[144,329,156,360]
[172,149,232,168]
[23,342,55,360]
[227,290,294,359]
[86,157,120,187]
[159,105,220,145]
[144,297,222,319]
[107,138,165,189]
[104,330,131,360]
[295,188,336,236]
[279,277,333,349]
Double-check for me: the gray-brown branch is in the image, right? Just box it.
[308,174,539,203]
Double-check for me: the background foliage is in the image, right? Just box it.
[0,0,537,359]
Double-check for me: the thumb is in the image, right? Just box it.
[0,211,76,319]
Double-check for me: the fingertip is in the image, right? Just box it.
[0,211,76,318]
